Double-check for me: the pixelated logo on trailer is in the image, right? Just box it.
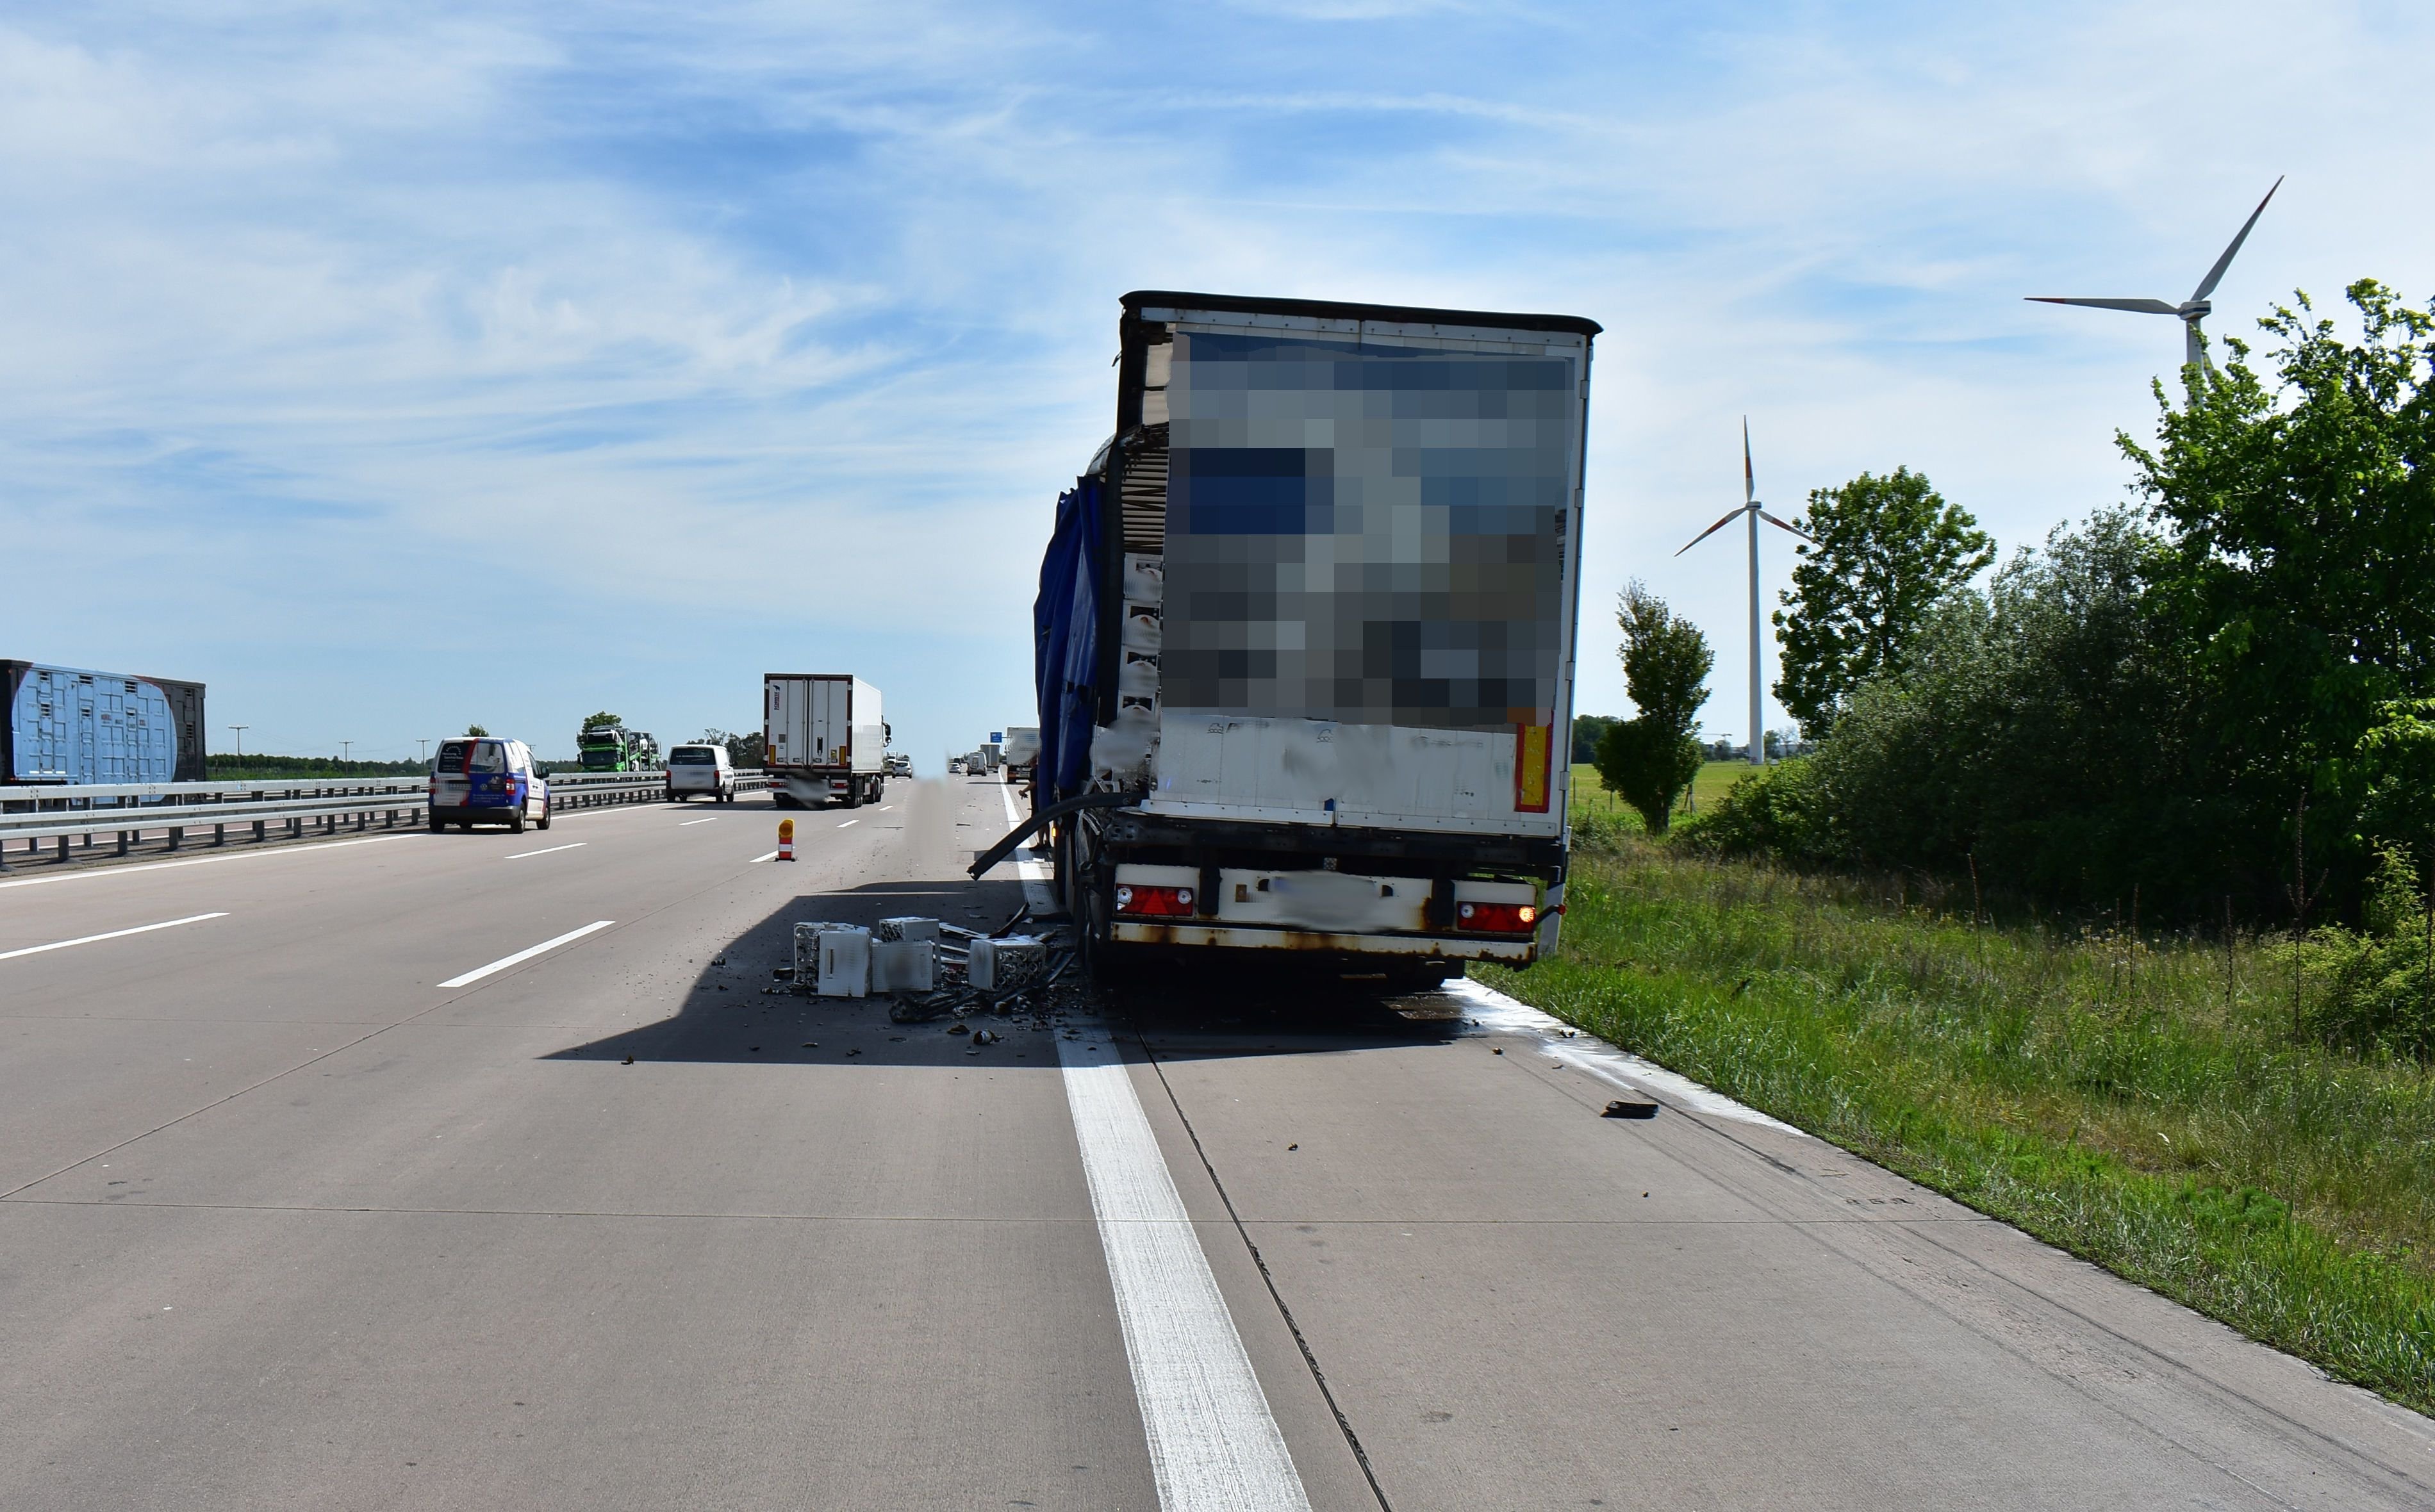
[1161,329,1576,732]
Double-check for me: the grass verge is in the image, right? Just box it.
[1481,837,2435,1417]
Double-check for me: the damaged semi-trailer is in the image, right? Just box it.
[1001,291,1599,985]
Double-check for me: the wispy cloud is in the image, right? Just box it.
[0,1,2426,759]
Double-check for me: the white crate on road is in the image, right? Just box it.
[870,939,935,994]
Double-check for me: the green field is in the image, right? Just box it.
[1567,759,1756,830]
[1483,835,2435,1415]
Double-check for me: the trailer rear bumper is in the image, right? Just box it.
[1107,919,1535,963]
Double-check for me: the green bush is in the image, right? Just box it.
[2280,847,2435,1059]
[1681,755,1833,860]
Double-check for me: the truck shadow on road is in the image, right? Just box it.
[545,877,1470,1072]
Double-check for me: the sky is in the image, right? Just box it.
[3,0,2431,766]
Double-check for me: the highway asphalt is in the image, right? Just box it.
[1,776,2429,1509]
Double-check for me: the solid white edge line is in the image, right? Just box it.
[1059,1037,1312,1512]
[1442,978,1809,1135]
[0,912,230,962]
[0,834,413,891]
[437,920,615,988]
[677,818,717,826]
[748,850,780,863]
[504,842,586,860]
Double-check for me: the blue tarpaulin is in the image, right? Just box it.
[1032,475,1103,804]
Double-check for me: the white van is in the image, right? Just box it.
[664,743,736,803]
[429,737,552,832]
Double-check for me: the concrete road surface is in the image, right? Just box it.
[1,776,2429,1509]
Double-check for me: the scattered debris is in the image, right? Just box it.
[622,1055,634,1065]
[1602,1097,1660,1120]
[713,955,727,966]
[989,903,1034,939]
[949,1023,970,1035]
[748,1046,761,1053]
[802,1042,818,1048]
[1492,1047,1504,1055]
[1287,1143,1298,1151]
[972,1029,998,1046]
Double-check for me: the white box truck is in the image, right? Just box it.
[990,290,1598,987]
[764,674,887,808]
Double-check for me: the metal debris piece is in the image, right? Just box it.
[1601,1097,1659,1120]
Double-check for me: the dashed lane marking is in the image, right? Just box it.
[436,921,615,989]
[0,912,230,962]
[504,842,586,860]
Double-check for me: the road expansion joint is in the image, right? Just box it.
[1134,1028,1399,1512]
[1889,1217,2435,1503]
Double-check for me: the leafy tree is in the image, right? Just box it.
[1617,580,1712,732]
[1697,510,2221,907]
[1773,468,1992,736]
[1571,714,1619,764]
[464,724,488,737]
[1597,720,1703,834]
[2126,281,2435,908]
[583,711,623,730]
[1595,582,1713,832]
[700,727,768,769]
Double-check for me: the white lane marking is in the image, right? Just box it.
[0,912,229,962]
[0,834,413,891]
[504,842,586,860]
[748,850,780,863]
[437,921,615,988]
[678,818,717,827]
[993,780,1060,912]
[836,819,858,828]
[1061,1038,1310,1511]
[878,805,893,811]
[1443,978,1808,1135]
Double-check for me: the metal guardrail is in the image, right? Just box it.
[0,770,771,870]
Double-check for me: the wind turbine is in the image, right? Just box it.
[1677,420,1811,766]
[2028,176,2282,374]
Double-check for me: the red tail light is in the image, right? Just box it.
[1115,884,1195,917]
[1457,901,1539,933]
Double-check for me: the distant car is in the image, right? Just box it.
[947,758,966,775]
[429,737,551,833]
[665,743,736,803]
[886,753,912,778]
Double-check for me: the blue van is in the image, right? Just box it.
[428,737,552,833]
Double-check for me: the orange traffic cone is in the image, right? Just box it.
[777,817,795,861]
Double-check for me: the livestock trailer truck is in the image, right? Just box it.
[763,674,887,808]
[3,661,206,784]
[1002,291,1597,987]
